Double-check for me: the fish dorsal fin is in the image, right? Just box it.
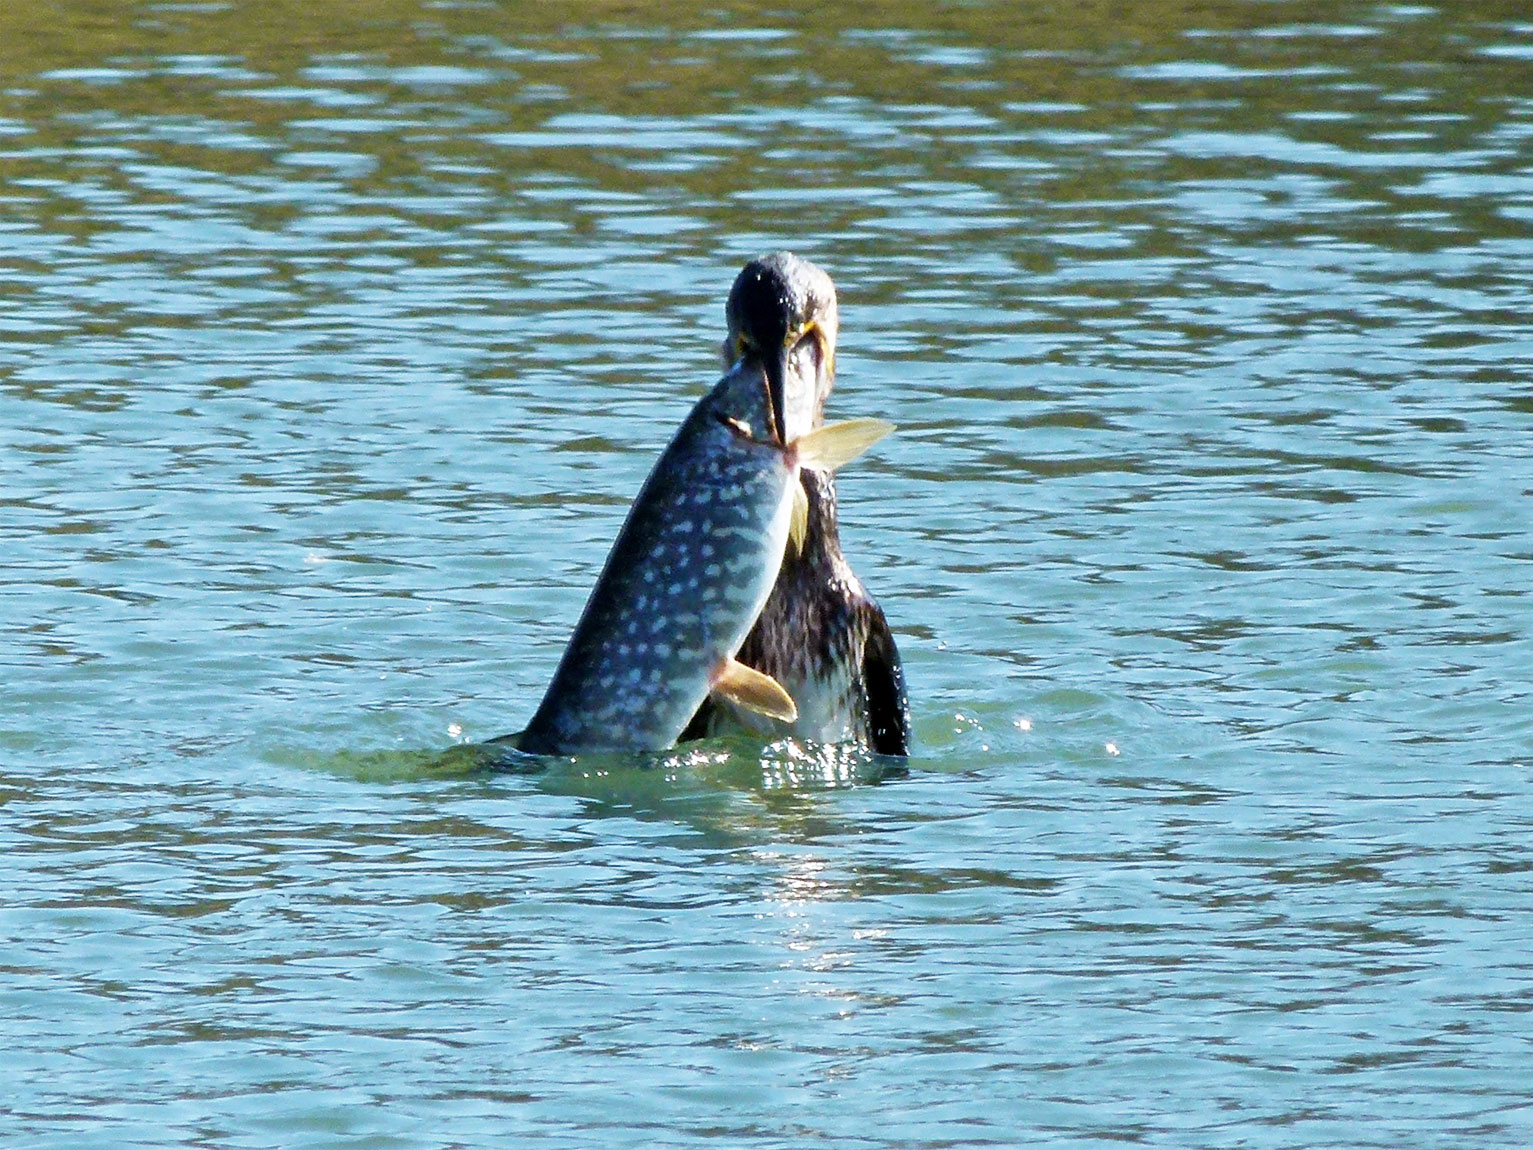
[711,657,798,722]
[793,418,895,471]
[788,480,809,556]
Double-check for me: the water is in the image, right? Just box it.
[3,1,1532,1145]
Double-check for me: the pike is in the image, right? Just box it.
[515,335,892,756]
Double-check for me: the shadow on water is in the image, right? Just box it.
[262,731,907,846]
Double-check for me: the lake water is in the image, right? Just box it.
[3,1,1532,1145]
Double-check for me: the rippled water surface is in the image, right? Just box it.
[4,1,1532,1145]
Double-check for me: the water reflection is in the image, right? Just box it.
[257,732,906,852]
[506,739,904,848]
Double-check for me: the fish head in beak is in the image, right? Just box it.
[721,252,839,447]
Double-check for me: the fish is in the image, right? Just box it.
[514,344,892,756]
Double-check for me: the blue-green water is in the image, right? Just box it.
[4,2,1532,1145]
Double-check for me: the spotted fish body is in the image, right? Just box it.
[517,361,880,755]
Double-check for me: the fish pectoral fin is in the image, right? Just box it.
[711,658,799,723]
[793,418,895,472]
[788,480,809,556]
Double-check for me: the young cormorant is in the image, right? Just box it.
[682,252,911,755]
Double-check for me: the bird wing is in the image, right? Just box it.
[858,592,911,757]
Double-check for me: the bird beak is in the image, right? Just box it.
[763,342,791,448]
[767,325,830,448]
[727,340,795,448]
[725,324,829,448]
